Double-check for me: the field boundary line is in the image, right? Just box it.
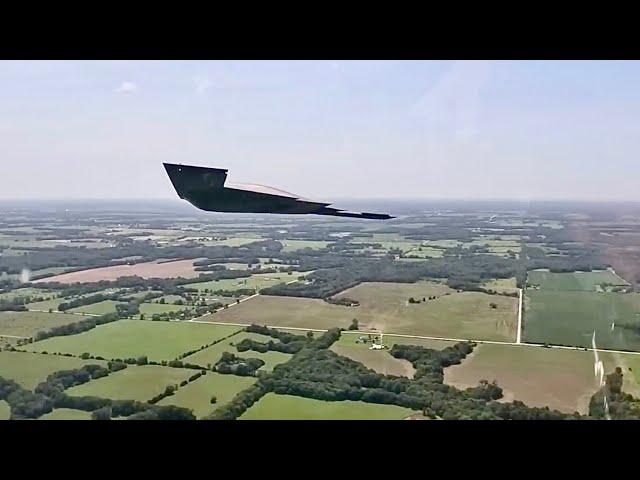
[0,334,28,339]
[184,319,640,356]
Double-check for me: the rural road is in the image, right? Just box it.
[516,288,523,344]
[184,282,640,357]
[189,275,301,321]
[28,309,100,317]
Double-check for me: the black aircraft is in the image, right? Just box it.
[163,163,394,220]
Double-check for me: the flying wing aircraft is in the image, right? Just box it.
[163,163,394,220]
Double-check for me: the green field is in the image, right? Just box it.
[280,240,330,252]
[24,320,242,361]
[69,300,121,315]
[40,408,93,420]
[0,400,10,420]
[67,365,194,402]
[158,372,256,418]
[182,331,292,371]
[332,333,457,377]
[444,343,633,414]
[0,288,53,301]
[330,343,415,377]
[0,311,89,338]
[25,297,64,312]
[240,393,416,420]
[188,272,305,293]
[0,351,106,389]
[481,277,518,293]
[138,303,192,315]
[527,270,629,291]
[212,282,517,341]
[203,237,262,247]
[524,290,640,351]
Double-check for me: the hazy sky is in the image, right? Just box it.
[2,60,640,201]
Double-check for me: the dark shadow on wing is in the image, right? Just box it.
[314,206,394,220]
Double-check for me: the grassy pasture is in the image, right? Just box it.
[40,408,93,420]
[69,300,121,315]
[24,320,242,361]
[188,272,304,293]
[182,331,292,371]
[527,270,629,291]
[26,297,65,312]
[212,282,517,341]
[0,400,11,420]
[138,303,192,315]
[444,343,632,414]
[67,365,194,402]
[240,393,416,420]
[524,290,640,351]
[157,372,256,418]
[330,344,415,377]
[0,351,106,389]
[280,240,330,252]
[332,333,457,377]
[0,311,89,338]
[0,288,53,301]
[481,277,518,294]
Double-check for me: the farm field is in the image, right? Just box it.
[138,302,192,315]
[157,372,256,418]
[332,333,458,377]
[481,277,518,293]
[330,343,415,377]
[203,237,262,247]
[240,393,417,420]
[280,240,330,252]
[212,282,518,341]
[0,311,90,338]
[69,300,120,315]
[33,259,204,284]
[25,297,64,312]
[0,351,106,389]
[182,331,292,371]
[527,270,629,291]
[67,365,194,402]
[188,272,305,293]
[403,247,444,258]
[0,400,10,420]
[40,408,93,420]
[24,320,242,361]
[444,343,633,414]
[524,290,640,351]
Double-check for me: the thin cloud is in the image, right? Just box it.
[193,75,212,94]
[412,61,491,142]
[115,81,138,94]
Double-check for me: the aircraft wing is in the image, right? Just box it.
[314,206,394,220]
[163,162,394,220]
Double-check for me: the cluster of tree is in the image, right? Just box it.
[33,311,121,342]
[235,337,306,355]
[0,376,53,419]
[34,364,113,399]
[588,367,640,419]
[262,255,521,299]
[54,394,195,420]
[0,293,57,310]
[324,297,360,307]
[244,324,309,344]
[208,326,580,421]
[199,288,256,297]
[215,352,265,376]
[58,292,119,311]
